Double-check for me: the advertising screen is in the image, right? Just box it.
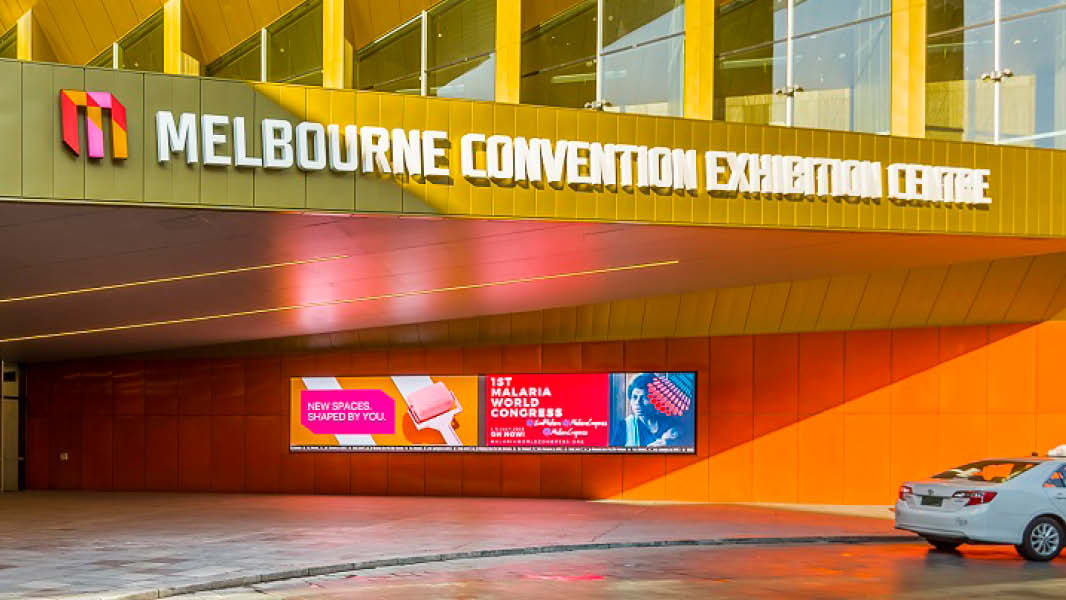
[289,372,696,454]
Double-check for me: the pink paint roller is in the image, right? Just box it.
[404,381,463,445]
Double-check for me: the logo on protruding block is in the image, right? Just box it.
[59,90,128,159]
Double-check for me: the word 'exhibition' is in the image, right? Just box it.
[155,111,992,204]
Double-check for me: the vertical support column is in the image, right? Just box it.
[15,11,31,60]
[494,0,521,103]
[323,0,350,89]
[163,0,201,75]
[891,0,926,138]
[683,0,715,119]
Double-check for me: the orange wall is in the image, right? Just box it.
[23,321,1066,503]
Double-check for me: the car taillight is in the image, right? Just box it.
[952,490,998,506]
[899,485,913,500]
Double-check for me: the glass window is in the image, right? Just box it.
[598,0,684,115]
[715,43,788,126]
[793,0,891,36]
[267,0,323,84]
[603,34,683,115]
[89,46,114,69]
[715,0,780,54]
[520,2,597,109]
[521,0,683,115]
[0,27,15,60]
[427,0,496,100]
[117,11,163,73]
[356,20,421,93]
[792,15,891,133]
[926,2,1066,148]
[715,0,890,133]
[602,0,684,49]
[926,26,995,143]
[999,9,1066,147]
[928,0,995,34]
[1044,467,1066,488]
[206,35,262,81]
[1002,0,1066,18]
[933,460,1040,482]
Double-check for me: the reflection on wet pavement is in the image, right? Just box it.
[185,542,1066,599]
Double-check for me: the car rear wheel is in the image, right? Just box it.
[924,537,961,552]
[1016,517,1065,561]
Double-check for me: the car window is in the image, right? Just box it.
[1045,467,1066,488]
[933,460,1039,483]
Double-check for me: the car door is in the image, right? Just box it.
[1042,464,1066,518]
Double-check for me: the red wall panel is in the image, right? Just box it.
[113,361,145,416]
[179,361,212,416]
[145,361,179,415]
[211,416,246,492]
[245,416,283,492]
[145,416,178,490]
[113,416,146,490]
[24,323,1054,504]
[178,416,212,491]
[314,454,350,495]
[211,360,245,416]
[81,415,113,490]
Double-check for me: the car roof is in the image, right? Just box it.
[973,457,1061,463]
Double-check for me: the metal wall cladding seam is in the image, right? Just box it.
[201,78,254,207]
[144,73,200,205]
[85,68,144,203]
[0,59,19,197]
[9,63,1066,236]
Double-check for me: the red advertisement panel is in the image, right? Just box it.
[483,373,610,447]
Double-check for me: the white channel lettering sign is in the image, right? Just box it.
[155,111,992,205]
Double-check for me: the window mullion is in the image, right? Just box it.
[260,28,268,82]
[993,0,1002,144]
[785,0,795,127]
[420,11,428,96]
[595,0,604,104]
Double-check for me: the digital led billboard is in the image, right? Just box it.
[289,372,696,454]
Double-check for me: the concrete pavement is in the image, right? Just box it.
[0,492,905,599]
[180,542,1066,600]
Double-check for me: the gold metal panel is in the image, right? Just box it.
[965,256,1034,324]
[674,290,715,337]
[84,68,144,203]
[144,73,200,205]
[494,0,520,104]
[641,294,681,339]
[200,78,254,207]
[891,0,926,138]
[709,286,753,336]
[1005,253,1066,323]
[816,273,870,331]
[890,266,948,327]
[851,269,908,329]
[607,298,645,341]
[0,59,20,196]
[744,282,790,335]
[926,261,990,324]
[683,0,713,120]
[779,278,831,333]
[306,87,356,211]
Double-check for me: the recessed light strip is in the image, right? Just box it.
[0,259,679,344]
[0,254,351,304]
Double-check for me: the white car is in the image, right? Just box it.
[896,458,1066,561]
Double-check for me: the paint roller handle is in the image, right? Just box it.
[441,424,463,446]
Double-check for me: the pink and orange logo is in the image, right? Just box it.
[59,89,128,159]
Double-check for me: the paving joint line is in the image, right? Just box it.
[72,534,920,600]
